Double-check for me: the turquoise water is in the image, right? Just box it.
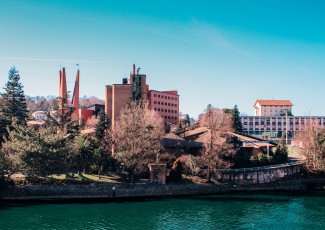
[1,194,325,229]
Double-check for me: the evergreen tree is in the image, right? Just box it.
[274,132,288,163]
[95,110,110,142]
[0,67,28,144]
[185,114,191,127]
[232,105,243,133]
[46,96,79,137]
[2,119,69,176]
[223,105,243,133]
[72,134,94,175]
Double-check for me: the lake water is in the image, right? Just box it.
[1,193,325,229]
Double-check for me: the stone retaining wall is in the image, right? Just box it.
[219,163,302,185]
[0,180,307,201]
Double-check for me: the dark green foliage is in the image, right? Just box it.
[95,110,110,142]
[167,159,183,182]
[249,154,275,167]
[185,114,191,127]
[72,134,95,175]
[258,153,269,166]
[2,120,69,176]
[223,105,243,133]
[274,133,288,163]
[232,105,243,133]
[0,67,28,144]
[46,96,79,137]
[250,155,259,166]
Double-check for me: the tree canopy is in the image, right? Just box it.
[0,67,28,144]
[112,101,164,182]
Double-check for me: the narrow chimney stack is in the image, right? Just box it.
[133,64,136,75]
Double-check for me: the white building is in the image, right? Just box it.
[254,100,293,116]
[241,116,325,140]
[32,111,47,121]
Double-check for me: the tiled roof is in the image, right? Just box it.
[161,133,202,148]
[254,100,293,107]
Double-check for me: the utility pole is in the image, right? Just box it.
[285,109,288,145]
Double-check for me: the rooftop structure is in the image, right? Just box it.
[254,100,293,116]
[105,64,179,127]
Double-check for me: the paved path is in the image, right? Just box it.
[288,146,305,162]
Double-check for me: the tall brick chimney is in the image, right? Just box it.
[59,67,68,108]
[71,69,80,120]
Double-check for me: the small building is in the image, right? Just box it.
[32,111,47,121]
[254,100,293,116]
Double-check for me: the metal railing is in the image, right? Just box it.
[219,161,303,174]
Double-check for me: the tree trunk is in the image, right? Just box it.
[207,164,211,183]
[98,166,101,180]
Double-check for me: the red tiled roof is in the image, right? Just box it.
[254,100,293,107]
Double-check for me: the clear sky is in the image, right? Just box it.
[0,0,324,117]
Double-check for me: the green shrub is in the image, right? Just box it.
[167,159,183,182]
[258,153,269,166]
[250,155,259,166]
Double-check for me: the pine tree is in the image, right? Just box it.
[185,114,191,127]
[46,96,79,137]
[2,119,69,176]
[0,67,28,144]
[232,105,243,133]
[222,105,243,133]
[95,110,110,142]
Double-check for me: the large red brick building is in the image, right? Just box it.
[105,64,179,126]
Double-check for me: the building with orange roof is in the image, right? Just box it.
[254,99,293,116]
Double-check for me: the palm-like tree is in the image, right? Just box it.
[73,134,94,175]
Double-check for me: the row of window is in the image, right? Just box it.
[153,94,178,100]
[243,118,325,122]
[154,108,178,113]
[153,101,177,107]
[164,116,178,120]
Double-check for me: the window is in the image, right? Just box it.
[168,103,170,106]
[154,94,156,97]
[158,108,160,111]
[154,108,157,111]
[165,96,167,99]
[168,96,170,99]
[158,95,160,98]
[165,102,167,105]
[165,116,167,119]
[154,101,157,104]
[168,110,170,113]
[158,101,160,105]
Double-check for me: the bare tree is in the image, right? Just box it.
[112,101,164,183]
[201,105,235,182]
[295,121,325,172]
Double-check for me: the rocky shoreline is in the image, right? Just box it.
[2,178,323,202]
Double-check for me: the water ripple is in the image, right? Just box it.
[1,194,325,229]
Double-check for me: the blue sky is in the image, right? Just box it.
[0,0,324,117]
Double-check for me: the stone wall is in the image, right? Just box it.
[219,162,302,185]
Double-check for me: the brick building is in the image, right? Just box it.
[105,64,179,127]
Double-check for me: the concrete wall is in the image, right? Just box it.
[219,163,301,185]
